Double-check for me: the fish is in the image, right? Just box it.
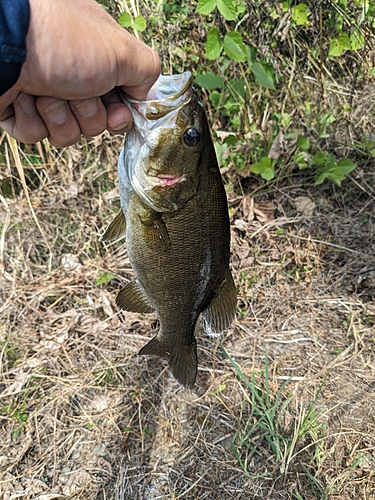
[100,71,236,388]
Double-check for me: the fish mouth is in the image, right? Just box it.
[120,72,197,212]
[121,72,193,105]
[120,72,194,122]
[155,174,187,188]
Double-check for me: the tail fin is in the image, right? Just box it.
[139,336,197,388]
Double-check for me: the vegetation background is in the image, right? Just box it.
[0,0,375,498]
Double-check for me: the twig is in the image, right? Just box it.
[0,194,10,274]
[288,232,373,259]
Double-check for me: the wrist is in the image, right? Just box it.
[0,0,30,96]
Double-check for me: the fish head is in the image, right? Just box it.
[119,72,210,212]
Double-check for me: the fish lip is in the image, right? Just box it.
[120,72,193,105]
[119,72,194,122]
[155,174,187,188]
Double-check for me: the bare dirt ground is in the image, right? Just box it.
[1,117,375,499]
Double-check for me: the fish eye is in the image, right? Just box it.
[183,128,200,147]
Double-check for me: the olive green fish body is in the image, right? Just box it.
[101,72,236,387]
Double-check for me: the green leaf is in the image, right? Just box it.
[194,72,224,90]
[250,62,275,90]
[212,384,227,395]
[291,3,311,26]
[206,28,223,60]
[229,77,245,97]
[336,158,356,174]
[297,135,310,151]
[293,151,309,169]
[329,34,351,57]
[237,4,246,15]
[96,272,116,286]
[319,113,336,127]
[230,115,241,128]
[118,12,132,28]
[311,151,335,167]
[311,152,328,166]
[246,46,257,66]
[223,95,239,113]
[209,90,221,107]
[223,31,247,62]
[25,154,42,165]
[250,157,275,180]
[350,30,365,50]
[315,158,356,186]
[217,0,236,21]
[133,15,146,32]
[196,0,217,15]
[224,134,237,145]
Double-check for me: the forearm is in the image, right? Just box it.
[0,0,30,96]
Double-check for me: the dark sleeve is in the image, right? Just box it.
[0,0,30,96]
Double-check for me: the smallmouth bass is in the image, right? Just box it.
[100,72,236,388]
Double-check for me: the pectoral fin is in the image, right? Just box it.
[202,269,237,337]
[139,336,197,388]
[99,209,126,242]
[109,196,121,208]
[116,279,154,313]
[139,210,171,251]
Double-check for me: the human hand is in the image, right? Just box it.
[0,0,160,147]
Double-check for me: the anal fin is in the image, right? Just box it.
[116,279,154,313]
[202,268,237,337]
[139,336,197,388]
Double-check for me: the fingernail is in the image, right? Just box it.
[111,121,131,132]
[17,93,36,114]
[74,98,98,118]
[44,100,68,124]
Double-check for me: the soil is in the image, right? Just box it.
[0,128,375,499]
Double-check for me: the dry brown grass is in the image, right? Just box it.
[1,111,375,499]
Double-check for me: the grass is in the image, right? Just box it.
[1,0,375,498]
[223,347,328,485]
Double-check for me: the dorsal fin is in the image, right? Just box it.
[202,268,237,337]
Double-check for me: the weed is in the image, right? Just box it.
[0,398,29,440]
[222,346,327,482]
[0,1,374,498]
[190,0,375,188]
[0,338,21,370]
[95,271,117,286]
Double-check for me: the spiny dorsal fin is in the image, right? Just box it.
[99,209,126,242]
[202,268,237,337]
[116,279,154,313]
[139,336,197,388]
